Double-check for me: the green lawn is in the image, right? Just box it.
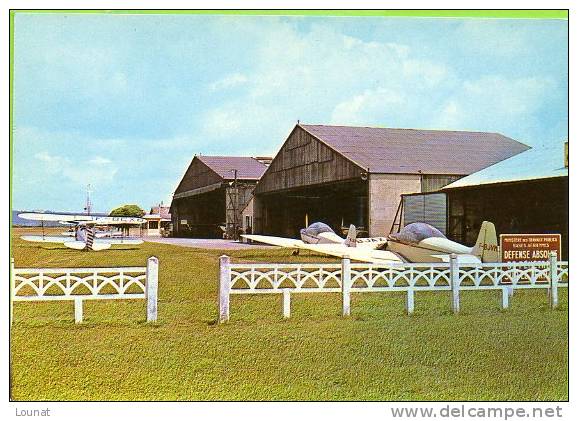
[10,229,568,401]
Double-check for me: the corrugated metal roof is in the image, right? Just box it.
[197,156,270,180]
[300,124,530,175]
[443,141,568,189]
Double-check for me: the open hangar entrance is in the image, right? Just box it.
[257,179,368,238]
[170,155,270,238]
[172,188,226,238]
[252,123,529,238]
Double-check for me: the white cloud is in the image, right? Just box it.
[331,88,406,126]
[14,126,204,211]
[89,156,112,165]
[199,22,452,145]
[208,73,248,91]
[34,151,117,187]
[455,20,529,57]
[202,107,246,138]
[435,75,555,131]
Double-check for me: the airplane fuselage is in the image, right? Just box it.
[386,237,477,263]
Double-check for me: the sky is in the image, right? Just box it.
[12,13,568,213]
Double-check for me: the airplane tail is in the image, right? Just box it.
[471,221,499,262]
[345,224,357,247]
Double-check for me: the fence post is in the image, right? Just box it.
[549,251,559,309]
[10,258,15,325]
[501,287,510,309]
[219,255,231,323]
[342,257,351,316]
[74,298,83,323]
[282,289,291,318]
[146,256,159,322]
[450,254,460,314]
[406,288,415,315]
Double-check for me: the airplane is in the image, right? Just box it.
[18,212,146,251]
[243,222,403,264]
[386,221,499,264]
[243,221,500,265]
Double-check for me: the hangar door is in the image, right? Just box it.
[402,192,447,234]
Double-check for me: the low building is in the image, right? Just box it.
[443,141,569,258]
[170,155,270,238]
[143,205,171,236]
[252,123,529,237]
[401,140,568,258]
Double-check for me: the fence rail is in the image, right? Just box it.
[10,256,159,324]
[218,253,568,322]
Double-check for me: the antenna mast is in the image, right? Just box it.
[84,184,93,215]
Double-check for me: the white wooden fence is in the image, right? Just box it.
[218,252,568,322]
[10,256,159,324]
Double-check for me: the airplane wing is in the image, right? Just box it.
[95,217,146,225]
[19,212,146,225]
[241,234,305,248]
[20,235,71,243]
[18,212,93,222]
[355,238,389,250]
[21,235,142,247]
[300,243,404,265]
[63,241,112,251]
[431,254,482,264]
[79,217,147,226]
[96,238,144,245]
[243,234,403,264]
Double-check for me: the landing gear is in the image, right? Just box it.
[291,249,300,256]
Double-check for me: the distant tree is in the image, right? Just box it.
[109,204,145,217]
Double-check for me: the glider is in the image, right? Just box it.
[243,222,403,264]
[386,221,499,264]
[243,221,500,264]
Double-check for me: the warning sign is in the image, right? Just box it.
[500,234,561,262]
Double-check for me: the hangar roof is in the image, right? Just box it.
[442,141,568,189]
[300,124,530,175]
[197,156,269,180]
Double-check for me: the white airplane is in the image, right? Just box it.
[243,221,500,265]
[243,222,403,264]
[18,212,146,251]
[386,221,499,264]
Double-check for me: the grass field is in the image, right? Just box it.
[10,228,568,401]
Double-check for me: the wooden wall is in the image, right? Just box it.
[174,157,223,194]
[255,126,363,194]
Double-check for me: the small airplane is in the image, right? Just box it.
[18,212,146,251]
[386,221,499,264]
[243,221,500,265]
[243,222,403,264]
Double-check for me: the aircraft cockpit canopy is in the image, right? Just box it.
[300,222,335,238]
[389,222,446,245]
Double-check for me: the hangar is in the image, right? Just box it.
[401,141,568,258]
[251,123,529,237]
[170,155,270,238]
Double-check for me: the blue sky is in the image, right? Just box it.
[12,13,568,212]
